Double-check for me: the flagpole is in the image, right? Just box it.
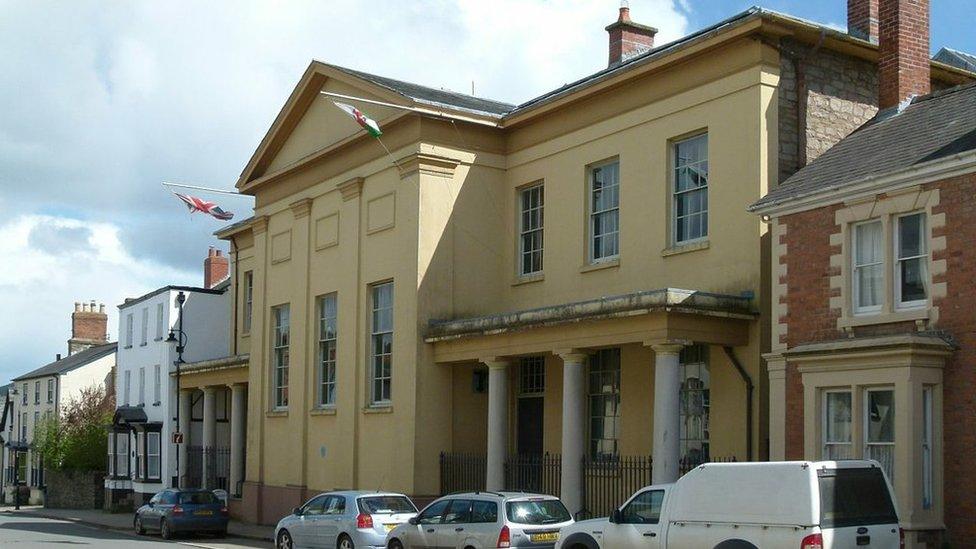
[162,182,251,198]
[319,91,500,128]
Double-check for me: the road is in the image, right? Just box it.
[0,513,267,548]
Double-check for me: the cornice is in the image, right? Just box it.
[289,198,312,219]
[337,177,364,201]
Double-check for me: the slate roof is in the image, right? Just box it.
[12,342,117,382]
[750,82,976,212]
[326,63,515,117]
[935,47,976,73]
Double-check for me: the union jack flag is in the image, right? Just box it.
[173,192,234,221]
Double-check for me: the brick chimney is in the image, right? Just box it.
[848,0,879,43]
[68,300,108,355]
[606,1,657,67]
[204,247,229,289]
[878,0,930,110]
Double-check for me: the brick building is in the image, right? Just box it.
[751,0,976,545]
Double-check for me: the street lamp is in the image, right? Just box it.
[165,291,187,488]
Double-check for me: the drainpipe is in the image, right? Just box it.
[722,346,754,462]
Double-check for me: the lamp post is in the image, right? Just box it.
[166,291,187,488]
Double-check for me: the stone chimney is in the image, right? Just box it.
[204,247,229,289]
[68,300,108,355]
[849,0,879,43]
[878,0,930,110]
[606,1,657,67]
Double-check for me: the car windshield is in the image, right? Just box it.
[818,468,898,528]
[505,499,571,525]
[359,496,417,514]
[179,491,219,505]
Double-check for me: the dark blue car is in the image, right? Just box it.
[134,489,229,539]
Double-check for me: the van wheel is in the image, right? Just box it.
[338,534,355,549]
[388,539,403,549]
[714,541,759,549]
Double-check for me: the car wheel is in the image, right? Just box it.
[387,539,404,549]
[134,517,145,535]
[338,534,355,549]
[160,519,173,540]
[277,529,294,549]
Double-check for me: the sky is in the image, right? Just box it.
[1,0,974,383]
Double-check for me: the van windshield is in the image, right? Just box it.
[506,499,571,525]
[818,468,898,528]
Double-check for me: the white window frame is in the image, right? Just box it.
[153,364,161,404]
[124,370,131,406]
[140,307,149,345]
[587,348,621,460]
[588,160,620,263]
[155,303,165,340]
[863,387,895,483]
[369,281,394,406]
[34,381,39,404]
[821,389,853,460]
[47,379,54,403]
[138,367,145,406]
[243,271,254,334]
[672,133,709,245]
[922,386,933,510]
[107,435,115,476]
[852,219,884,315]
[518,183,545,276]
[317,293,338,408]
[147,432,161,480]
[894,212,929,310]
[271,304,290,410]
[136,431,145,478]
[125,313,133,347]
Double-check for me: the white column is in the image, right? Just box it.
[202,387,217,488]
[484,359,510,492]
[559,352,587,516]
[229,384,246,497]
[651,343,684,484]
[178,389,192,488]
[766,355,787,461]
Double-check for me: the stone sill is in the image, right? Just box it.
[266,410,289,418]
[579,258,620,273]
[837,306,930,329]
[512,273,544,286]
[661,239,710,257]
[310,407,337,416]
[363,405,393,414]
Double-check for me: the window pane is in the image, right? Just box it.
[674,135,709,244]
[898,214,925,258]
[857,264,884,308]
[825,392,852,443]
[855,221,883,265]
[900,258,928,302]
[588,348,620,459]
[590,162,620,261]
[866,391,894,443]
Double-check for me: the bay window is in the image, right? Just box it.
[922,386,933,509]
[864,388,895,482]
[147,432,161,480]
[822,390,853,460]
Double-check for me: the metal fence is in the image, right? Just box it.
[505,453,561,496]
[441,452,737,518]
[186,446,231,490]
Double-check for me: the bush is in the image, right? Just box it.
[34,386,114,472]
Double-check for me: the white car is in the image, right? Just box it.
[275,491,418,549]
[387,491,574,548]
[556,460,902,549]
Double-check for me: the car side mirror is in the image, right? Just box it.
[147,502,154,508]
[408,517,419,525]
[293,507,303,516]
[609,509,622,524]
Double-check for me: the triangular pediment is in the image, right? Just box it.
[236,61,411,190]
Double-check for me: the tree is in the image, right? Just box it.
[34,386,115,471]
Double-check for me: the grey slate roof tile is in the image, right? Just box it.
[12,342,117,382]
[751,82,976,211]
[935,47,976,73]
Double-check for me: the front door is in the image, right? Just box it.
[517,397,544,456]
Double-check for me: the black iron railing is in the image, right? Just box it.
[505,453,561,496]
[580,454,652,519]
[186,446,231,490]
[439,452,486,495]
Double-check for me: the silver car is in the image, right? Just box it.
[275,491,418,549]
[386,491,573,549]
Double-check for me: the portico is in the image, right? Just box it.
[176,355,249,498]
[426,288,757,516]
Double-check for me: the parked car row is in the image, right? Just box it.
[131,460,903,549]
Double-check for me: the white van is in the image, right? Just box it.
[556,460,902,549]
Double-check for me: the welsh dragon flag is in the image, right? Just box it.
[333,101,382,137]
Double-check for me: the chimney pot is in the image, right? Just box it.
[74,302,81,312]
[99,303,105,314]
[878,0,930,110]
[69,298,108,355]
[56,353,61,361]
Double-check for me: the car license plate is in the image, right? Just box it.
[384,523,397,532]
[531,532,558,542]
[195,510,213,516]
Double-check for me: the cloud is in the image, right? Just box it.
[0,215,194,382]
[0,1,688,377]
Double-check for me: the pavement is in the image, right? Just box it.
[0,512,268,548]
[0,505,274,544]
